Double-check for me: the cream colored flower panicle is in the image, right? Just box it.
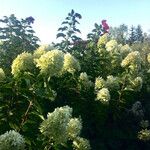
[105,40,118,51]
[63,53,80,74]
[132,77,143,91]
[0,130,25,150]
[79,72,93,88]
[121,51,141,68]
[40,106,72,144]
[120,44,131,57]
[147,53,150,63]
[33,46,47,59]
[0,68,5,82]
[95,77,106,91]
[79,72,88,81]
[11,52,34,77]
[73,137,91,150]
[33,44,54,59]
[67,118,82,139]
[96,88,110,104]
[97,33,109,47]
[138,129,150,141]
[36,49,64,77]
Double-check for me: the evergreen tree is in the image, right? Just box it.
[128,25,136,45]
[136,25,144,42]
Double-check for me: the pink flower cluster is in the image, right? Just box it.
[102,20,109,33]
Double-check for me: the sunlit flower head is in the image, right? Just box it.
[138,129,150,141]
[105,40,118,51]
[36,49,64,77]
[132,76,143,91]
[95,77,106,91]
[147,53,150,63]
[73,137,91,150]
[97,33,109,47]
[96,88,110,104]
[121,51,141,68]
[33,45,47,59]
[0,130,25,150]
[79,72,93,88]
[67,118,82,139]
[120,44,131,57]
[34,45,55,59]
[11,52,34,77]
[40,106,72,144]
[63,53,80,74]
[0,68,5,82]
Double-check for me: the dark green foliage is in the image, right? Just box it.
[128,26,137,45]
[0,14,39,71]
[128,25,144,45]
[55,9,82,51]
[135,25,144,42]
[87,23,103,42]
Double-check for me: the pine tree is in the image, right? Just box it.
[128,25,136,45]
[135,25,144,42]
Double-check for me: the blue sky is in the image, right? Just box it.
[0,0,150,44]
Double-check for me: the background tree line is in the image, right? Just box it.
[109,24,150,45]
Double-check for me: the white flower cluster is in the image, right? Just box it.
[95,76,114,104]
[40,105,90,147]
[97,33,109,47]
[67,118,82,139]
[105,40,118,51]
[35,50,81,77]
[121,51,141,69]
[0,130,25,150]
[138,129,150,141]
[96,88,110,104]
[40,105,72,144]
[106,75,119,90]
[33,45,47,59]
[33,45,54,59]
[11,52,34,77]
[11,49,80,78]
[120,44,131,57]
[95,75,119,104]
[95,77,106,91]
[0,68,5,82]
[36,50,64,77]
[79,72,93,89]
[73,137,91,150]
[63,53,81,74]
[132,77,143,91]
[147,53,150,63]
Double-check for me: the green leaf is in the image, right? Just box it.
[71,9,74,15]
[75,13,82,19]
[56,33,66,38]
[73,27,81,33]
[94,23,99,28]
[58,26,68,32]
[61,21,69,25]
